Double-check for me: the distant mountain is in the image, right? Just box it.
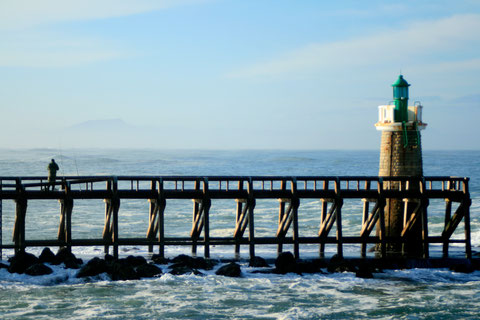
[67,119,133,132]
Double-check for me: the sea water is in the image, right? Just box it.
[0,149,479,319]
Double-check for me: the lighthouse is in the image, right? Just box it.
[376,75,427,255]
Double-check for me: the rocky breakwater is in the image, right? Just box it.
[2,249,478,282]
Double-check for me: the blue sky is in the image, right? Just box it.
[1,0,479,150]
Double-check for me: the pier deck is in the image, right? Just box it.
[0,176,472,260]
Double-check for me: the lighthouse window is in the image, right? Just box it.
[393,87,409,99]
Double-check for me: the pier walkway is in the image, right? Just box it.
[0,176,472,260]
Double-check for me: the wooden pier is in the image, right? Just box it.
[0,176,472,260]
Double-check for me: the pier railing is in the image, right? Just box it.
[0,176,472,260]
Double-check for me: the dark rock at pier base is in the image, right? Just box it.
[274,252,297,274]
[355,263,374,279]
[170,254,217,270]
[169,265,203,276]
[54,247,83,268]
[450,261,475,274]
[39,248,56,263]
[249,256,269,268]
[64,258,81,269]
[77,256,163,280]
[125,255,147,267]
[109,260,139,281]
[105,254,116,263]
[8,251,39,274]
[327,254,357,273]
[216,262,242,277]
[151,254,170,265]
[168,254,211,275]
[271,253,325,275]
[25,263,53,276]
[77,257,108,278]
[296,260,324,274]
[136,263,162,278]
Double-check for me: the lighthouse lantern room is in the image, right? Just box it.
[375,75,427,131]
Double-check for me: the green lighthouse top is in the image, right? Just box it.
[392,74,410,88]
[392,74,410,101]
[391,75,409,121]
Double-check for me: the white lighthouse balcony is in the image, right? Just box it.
[375,104,427,131]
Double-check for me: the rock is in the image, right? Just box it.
[77,257,108,278]
[109,261,139,281]
[54,248,83,266]
[327,254,357,273]
[450,262,475,274]
[215,262,242,277]
[171,254,216,270]
[64,258,81,269]
[171,254,193,265]
[355,263,374,279]
[198,258,217,270]
[151,254,170,265]
[39,248,56,263]
[125,255,147,267]
[249,256,269,268]
[136,263,162,278]
[274,252,297,274]
[104,254,116,263]
[25,263,53,276]
[8,251,39,274]
[169,265,203,276]
[470,259,480,271]
[0,262,9,269]
[296,260,322,274]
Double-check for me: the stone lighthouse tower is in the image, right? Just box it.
[375,75,427,255]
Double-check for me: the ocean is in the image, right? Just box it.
[1,149,480,319]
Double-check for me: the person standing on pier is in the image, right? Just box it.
[47,159,59,191]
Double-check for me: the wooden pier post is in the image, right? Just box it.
[319,180,329,258]
[233,180,256,259]
[276,179,300,259]
[0,180,2,259]
[13,198,27,253]
[234,180,244,258]
[13,179,27,253]
[147,179,166,256]
[203,178,211,258]
[441,178,472,259]
[103,177,120,258]
[190,179,211,258]
[277,180,287,255]
[147,180,156,253]
[247,178,256,260]
[58,199,73,250]
[334,178,343,258]
[443,196,452,258]
[58,180,73,251]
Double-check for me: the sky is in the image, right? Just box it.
[0,0,479,150]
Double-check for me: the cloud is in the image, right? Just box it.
[227,14,480,78]
[0,0,206,68]
[0,32,123,67]
[0,0,207,30]
[0,0,209,67]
